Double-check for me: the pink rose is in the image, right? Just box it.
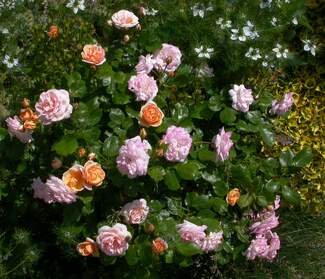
[198,232,223,253]
[6,116,33,143]
[270,93,294,115]
[153,44,182,73]
[120,198,149,224]
[229,84,254,112]
[32,177,54,203]
[176,220,207,246]
[135,54,155,74]
[111,10,139,29]
[35,89,73,125]
[128,74,158,101]
[96,223,132,256]
[212,127,234,161]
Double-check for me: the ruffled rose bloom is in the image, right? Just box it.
[120,198,149,224]
[270,93,294,115]
[162,126,192,162]
[82,160,106,188]
[226,188,240,206]
[6,116,33,143]
[128,74,158,101]
[135,54,155,74]
[198,232,223,253]
[35,89,73,125]
[81,44,106,66]
[111,10,139,29]
[212,127,234,161]
[32,176,77,204]
[265,231,281,261]
[62,164,85,192]
[116,136,151,178]
[229,84,254,112]
[139,101,164,127]
[176,220,207,246]
[77,238,99,257]
[152,238,168,254]
[153,44,182,73]
[96,224,132,256]
[23,120,37,130]
[19,108,38,122]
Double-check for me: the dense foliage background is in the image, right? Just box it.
[0,0,323,278]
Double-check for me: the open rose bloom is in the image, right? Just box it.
[270,93,294,115]
[139,101,164,127]
[6,116,33,143]
[229,84,254,112]
[77,238,99,257]
[212,127,234,161]
[62,164,85,192]
[153,44,182,73]
[111,10,139,29]
[152,238,168,254]
[96,224,132,256]
[128,74,158,101]
[120,198,149,224]
[35,89,73,125]
[226,188,240,206]
[81,44,106,66]
[135,54,155,74]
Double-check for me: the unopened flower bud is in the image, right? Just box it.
[107,20,113,26]
[51,158,62,169]
[136,24,142,31]
[88,152,96,161]
[123,34,130,43]
[140,128,147,139]
[47,25,59,39]
[21,98,30,108]
[139,6,146,17]
[167,71,175,78]
[166,56,173,65]
[146,223,155,233]
[78,147,86,157]
[156,148,164,157]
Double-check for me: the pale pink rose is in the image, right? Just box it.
[35,89,73,125]
[135,54,155,74]
[32,177,54,203]
[212,127,234,161]
[5,116,33,143]
[120,198,149,224]
[229,84,254,112]
[176,220,207,246]
[128,74,158,101]
[245,234,269,260]
[96,223,132,256]
[198,231,223,253]
[153,43,182,73]
[270,93,294,115]
[111,10,139,29]
[265,231,280,261]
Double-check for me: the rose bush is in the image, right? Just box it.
[0,0,318,278]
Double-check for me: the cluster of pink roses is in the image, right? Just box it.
[177,220,223,253]
[245,196,281,261]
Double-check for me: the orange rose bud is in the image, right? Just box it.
[51,158,62,169]
[83,160,105,188]
[77,238,99,257]
[62,165,85,192]
[20,108,35,122]
[23,120,37,130]
[78,147,86,158]
[226,188,240,206]
[152,238,168,254]
[21,98,30,108]
[47,25,59,39]
[139,101,164,128]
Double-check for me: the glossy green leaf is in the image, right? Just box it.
[164,169,180,190]
[292,148,313,168]
[220,107,236,124]
[175,161,201,181]
[282,185,301,205]
[149,166,166,183]
[52,135,78,156]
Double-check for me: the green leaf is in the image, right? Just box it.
[279,150,295,167]
[175,161,201,181]
[72,102,102,127]
[292,149,313,168]
[265,180,281,193]
[102,135,120,157]
[125,245,139,266]
[259,127,275,147]
[165,250,174,264]
[52,135,78,156]
[246,111,262,124]
[0,128,7,141]
[282,186,301,205]
[220,107,236,124]
[208,96,223,112]
[237,194,254,208]
[256,195,268,207]
[230,164,252,186]
[112,93,131,105]
[108,108,125,128]
[149,166,166,183]
[210,197,228,215]
[164,169,180,190]
[198,150,215,162]
[66,72,87,97]
[171,103,189,123]
[185,193,210,210]
[176,243,202,256]
[212,180,229,197]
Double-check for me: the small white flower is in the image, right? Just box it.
[66,0,85,14]
[245,47,262,60]
[292,17,298,25]
[302,39,316,56]
[272,44,289,58]
[260,0,272,9]
[2,54,19,69]
[144,8,158,16]
[191,3,213,18]
[216,17,223,25]
[271,17,278,26]
[195,46,214,59]
[262,61,268,67]
[197,64,214,78]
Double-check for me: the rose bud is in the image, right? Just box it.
[77,238,99,257]
[23,120,37,130]
[87,152,96,161]
[51,158,62,169]
[136,24,142,31]
[139,101,164,128]
[21,98,30,108]
[156,148,164,157]
[226,188,240,206]
[152,238,168,254]
[123,34,130,43]
[138,6,146,17]
[146,223,155,234]
[107,19,113,26]
[78,147,86,158]
[47,25,59,39]
[140,128,147,139]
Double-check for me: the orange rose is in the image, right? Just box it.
[20,108,36,122]
[226,188,240,206]
[81,44,106,66]
[78,147,86,158]
[77,238,99,257]
[139,101,164,127]
[62,165,85,192]
[23,120,37,130]
[152,238,168,254]
[83,160,105,188]
[47,25,59,39]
